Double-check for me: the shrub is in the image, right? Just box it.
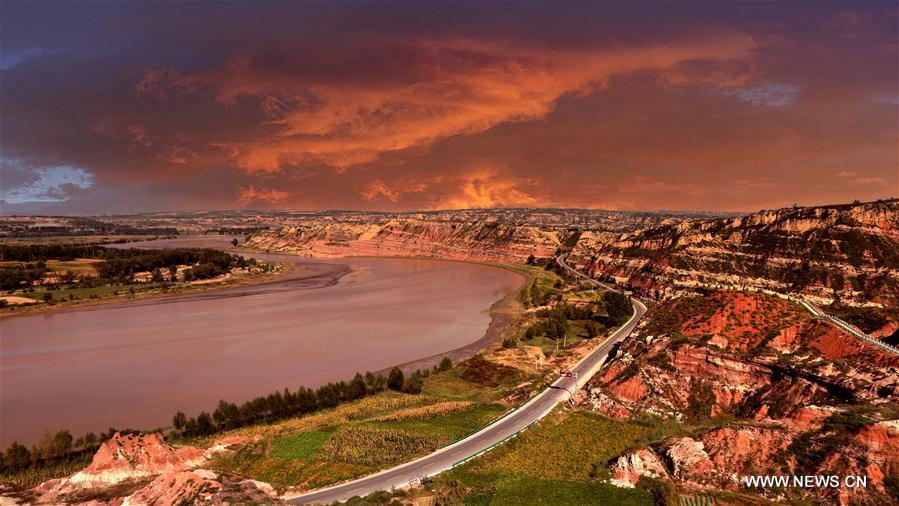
[387,368,405,392]
[437,357,453,372]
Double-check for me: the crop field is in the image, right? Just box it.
[434,408,655,504]
[369,403,507,441]
[468,409,647,480]
[317,427,437,467]
[454,474,653,505]
[270,430,333,460]
[45,258,103,275]
[369,400,474,422]
[208,370,513,489]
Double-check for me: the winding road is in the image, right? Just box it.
[287,255,646,504]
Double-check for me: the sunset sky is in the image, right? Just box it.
[1,1,896,214]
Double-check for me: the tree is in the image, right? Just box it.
[51,431,73,456]
[172,411,187,432]
[585,321,601,339]
[403,371,424,394]
[437,357,453,372]
[33,430,71,459]
[316,383,340,408]
[526,254,535,265]
[184,418,198,437]
[231,238,239,247]
[196,412,213,436]
[387,367,405,392]
[4,442,30,472]
[602,291,632,325]
[365,371,386,393]
[213,400,239,430]
[349,373,368,400]
[296,387,318,414]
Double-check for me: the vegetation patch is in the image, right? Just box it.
[270,430,333,461]
[471,410,647,480]
[459,355,523,387]
[370,400,475,422]
[317,427,438,467]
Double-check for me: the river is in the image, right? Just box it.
[0,237,525,446]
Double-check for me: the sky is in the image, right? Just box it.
[0,1,896,214]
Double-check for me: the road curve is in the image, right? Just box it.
[286,255,646,504]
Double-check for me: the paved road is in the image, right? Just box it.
[287,256,646,504]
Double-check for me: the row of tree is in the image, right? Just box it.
[0,359,454,476]
[0,245,256,290]
[95,249,245,282]
[0,427,126,474]
[171,359,451,438]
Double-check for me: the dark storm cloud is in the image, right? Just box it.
[0,1,896,213]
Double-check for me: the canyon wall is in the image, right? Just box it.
[571,199,899,333]
[246,219,564,263]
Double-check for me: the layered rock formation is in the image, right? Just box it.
[247,218,564,263]
[571,199,899,329]
[587,290,899,505]
[0,433,280,505]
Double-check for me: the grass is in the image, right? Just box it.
[431,408,658,504]
[45,258,103,275]
[373,403,508,441]
[214,441,371,489]
[496,263,563,308]
[0,456,92,489]
[456,474,653,505]
[317,427,437,467]
[563,289,602,303]
[270,430,333,460]
[473,410,647,480]
[207,371,514,489]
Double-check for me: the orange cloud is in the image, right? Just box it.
[358,179,401,202]
[236,185,290,206]
[137,33,758,174]
[436,169,540,209]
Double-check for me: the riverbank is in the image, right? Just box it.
[2,245,523,448]
[177,261,639,500]
[0,263,289,318]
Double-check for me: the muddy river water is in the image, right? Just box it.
[0,237,525,446]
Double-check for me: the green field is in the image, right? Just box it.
[433,409,656,505]
[210,365,519,489]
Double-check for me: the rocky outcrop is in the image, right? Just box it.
[664,437,714,483]
[591,289,899,504]
[609,449,669,488]
[122,469,277,506]
[0,433,280,505]
[571,199,899,325]
[246,218,562,263]
[68,433,207,485]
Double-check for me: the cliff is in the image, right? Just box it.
[571,199,899,330]
[246,218,563,263]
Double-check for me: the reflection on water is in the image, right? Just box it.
[0,238,523,446]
